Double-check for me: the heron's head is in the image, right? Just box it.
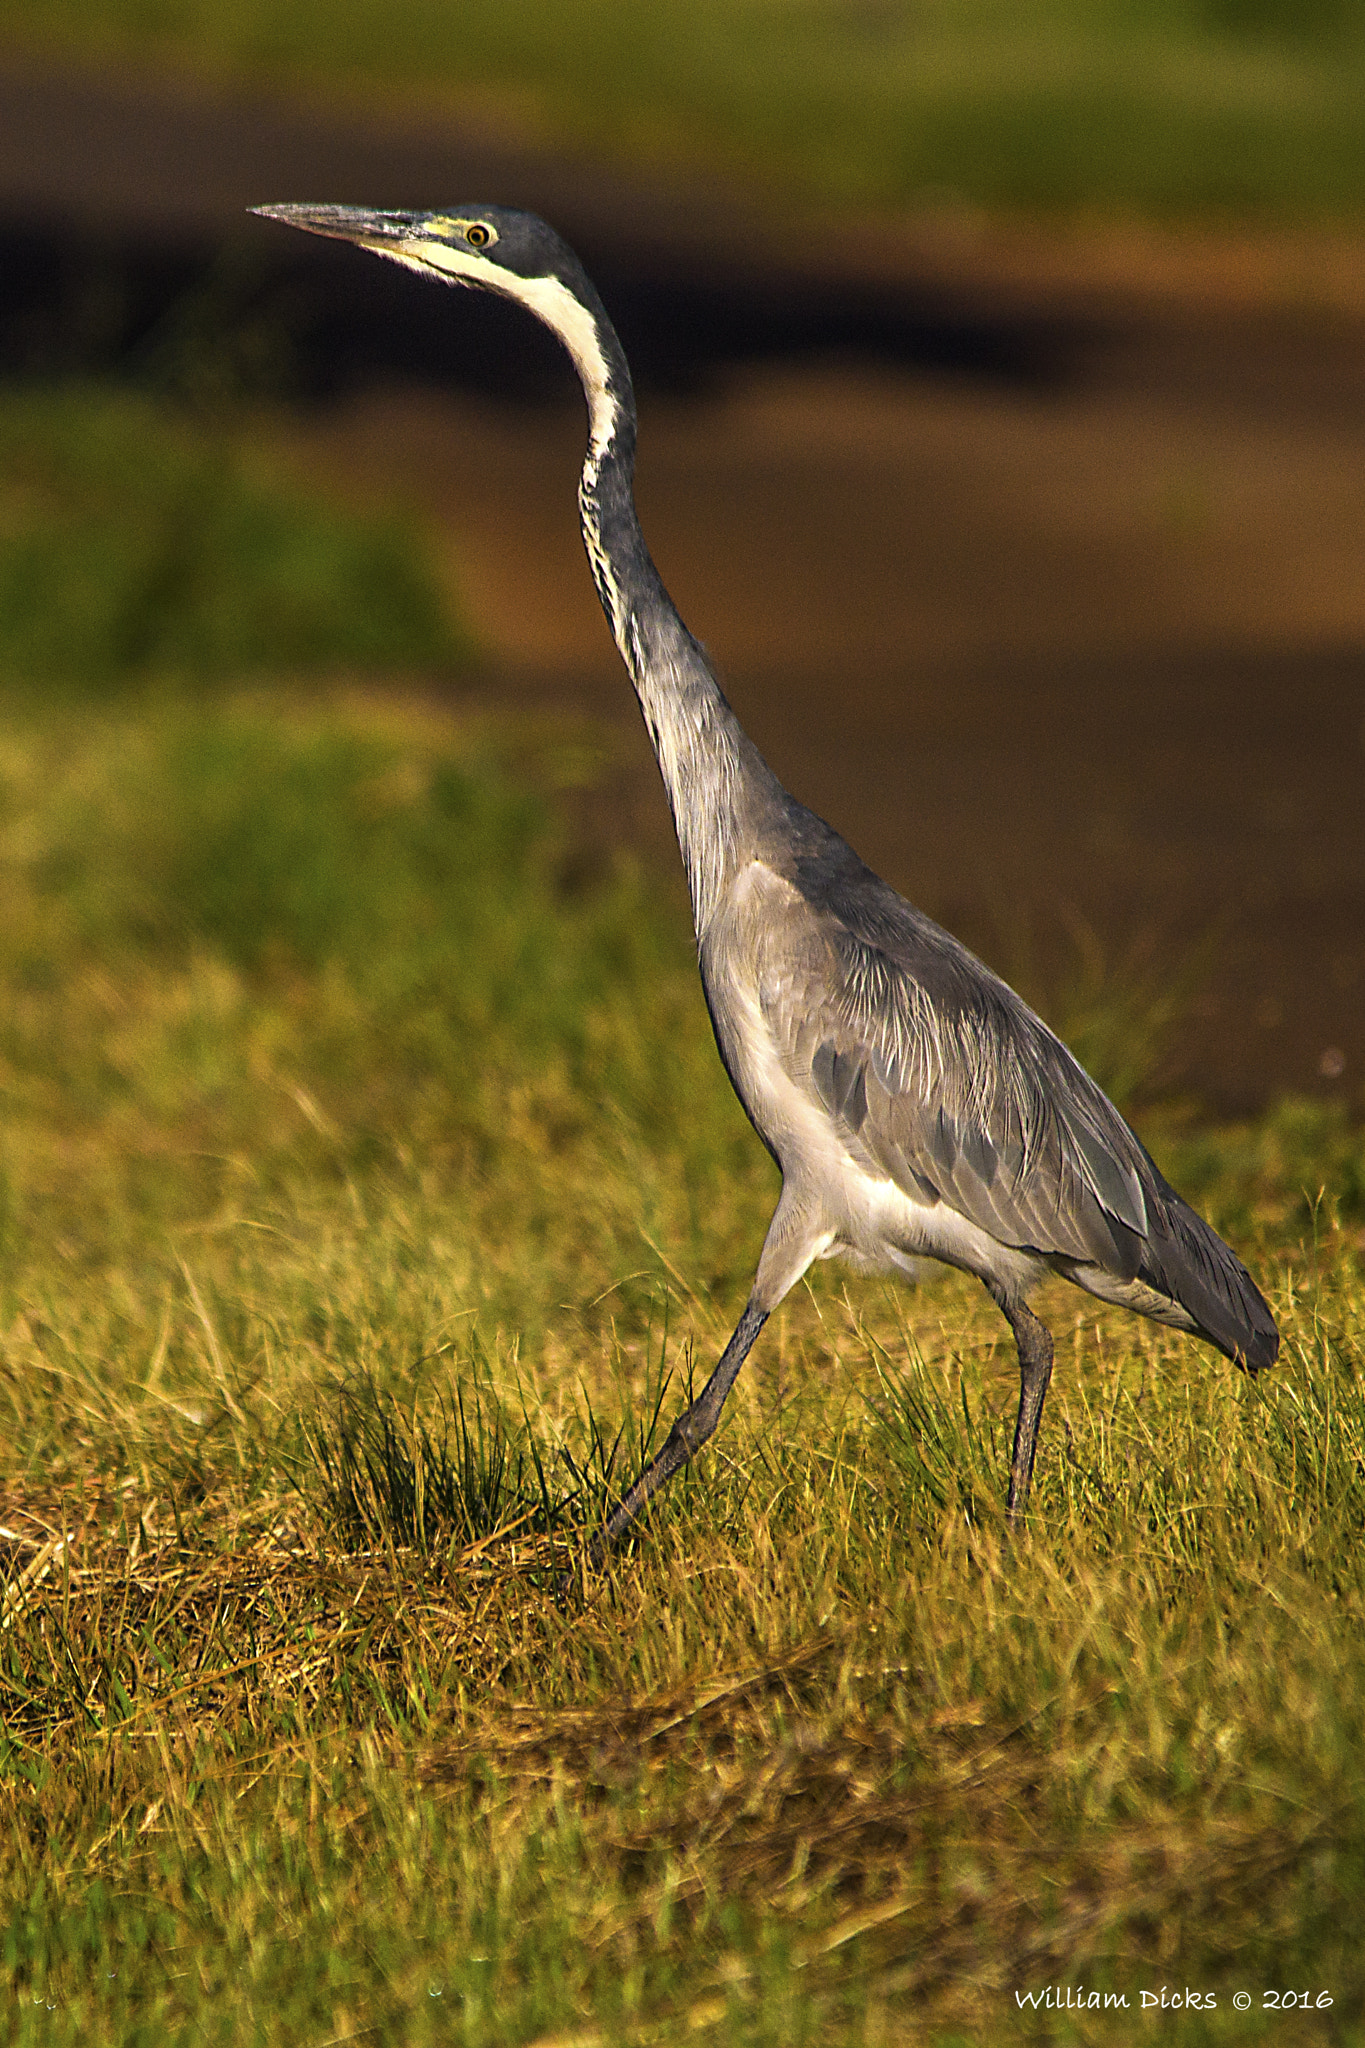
[252,203,627,446]
[252,203,582,297]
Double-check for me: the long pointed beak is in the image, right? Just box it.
[251,204,421,249]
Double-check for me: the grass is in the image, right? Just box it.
[5,0,1365,220]
[0,678,1362,2043]
[0,386,468,684]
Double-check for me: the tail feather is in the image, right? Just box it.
[1140,1192,1278,1371]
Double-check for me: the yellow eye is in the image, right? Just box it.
[466,222,493,248]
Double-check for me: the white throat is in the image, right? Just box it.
[373,236,637,667]
[377,239,620,472]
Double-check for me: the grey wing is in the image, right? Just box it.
[738,840,1275,1368]
[758,902,1153,1280]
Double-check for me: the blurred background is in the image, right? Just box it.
[2,1,1363,1115]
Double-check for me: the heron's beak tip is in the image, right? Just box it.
[250,203,324,236]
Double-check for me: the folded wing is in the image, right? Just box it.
[754,848,1277,1370]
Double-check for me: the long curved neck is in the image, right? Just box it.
[533,269,777,934]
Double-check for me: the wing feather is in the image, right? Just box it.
[756,884,1151,1277]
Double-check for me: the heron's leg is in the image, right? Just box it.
[581,1299,769,1570]
[986,1285,1055,1521]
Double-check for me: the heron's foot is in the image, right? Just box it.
[549,1466,673,1605]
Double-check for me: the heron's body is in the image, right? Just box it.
[257,202,1279,1550]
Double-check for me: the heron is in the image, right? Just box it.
[255,203,1279,1562]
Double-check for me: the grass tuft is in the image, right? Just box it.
[306,1374,562,1553]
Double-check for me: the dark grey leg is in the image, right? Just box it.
[987,1285,1055,1521]
[579,1299,769,1572]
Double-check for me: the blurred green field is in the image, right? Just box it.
[7,0,1365,218]
[0,383,1364,2041]
[0,387,467,685]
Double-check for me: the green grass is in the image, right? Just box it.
[0,387,468,684]
[6,0,1365,220]
[0,684,1362,2042]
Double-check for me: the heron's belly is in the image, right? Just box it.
[821,1150,1045,1295]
